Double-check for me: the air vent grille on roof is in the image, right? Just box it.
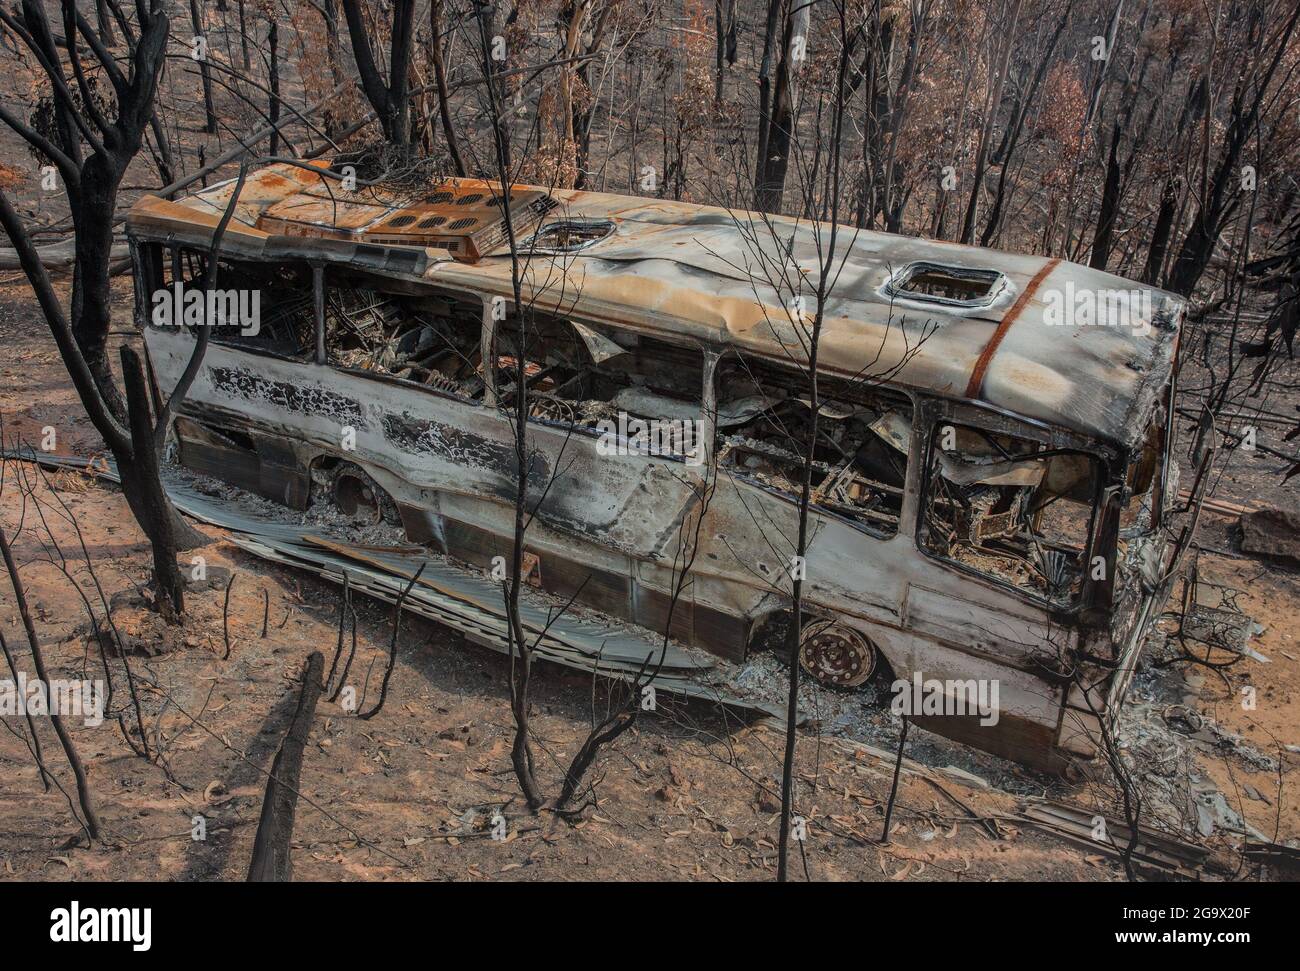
[257,178,557,262]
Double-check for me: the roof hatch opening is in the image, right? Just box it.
[527,219,614,253]
[884,262,1008,309]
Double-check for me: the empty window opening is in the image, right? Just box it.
[323,284,487,400]
[920,423,1099,603]
[713,354,912,537]
[1119,417,1163,535]
[156,245,315,358]
[494,317,703,459]
[157,245,490,400]
[885,262,1006,308]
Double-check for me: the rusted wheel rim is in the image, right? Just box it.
[799,622,876,689]
[332,471,381,524]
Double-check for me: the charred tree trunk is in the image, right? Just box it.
[321,0,344,89]
[247,651,324,881]
[120,347,186,618]
[755,3,796,213]
[94,0,113,45]
[1143,175,1179,285]
[237,0,251,71]
[430,0,466,175]
[267,20,281,157]
[148,112,177,186]
[187,0,217,133]
[754,0,785,209]
[1089,122,1122,270]
[341,0,416,149]
[69,160,127,418]
[714,0,726,103]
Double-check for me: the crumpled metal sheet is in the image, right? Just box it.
[9,451,777,718]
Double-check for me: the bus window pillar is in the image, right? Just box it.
[312,264,326,364]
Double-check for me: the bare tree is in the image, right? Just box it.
[0,1,213,617]
[1,528,101,840]
[719,1,930,879]
[469,0,716,813]
[341,0,417,148]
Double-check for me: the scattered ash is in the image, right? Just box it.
[170,461,410,547]
[729,650,1058,796]
[1112,627,1279,844]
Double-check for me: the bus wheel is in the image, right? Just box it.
[326,463,395,526]
[799,620,876,689]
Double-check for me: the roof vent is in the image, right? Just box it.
[883,262,1008,309]
[257,178,557,261]
[526,219,615,253]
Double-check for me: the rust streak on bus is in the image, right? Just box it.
[965,258,1061,400]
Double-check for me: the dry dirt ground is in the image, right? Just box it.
[0,272,1296,882]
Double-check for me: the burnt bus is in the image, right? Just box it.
[127,162,1188,772]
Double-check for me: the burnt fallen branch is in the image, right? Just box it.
[880,716,910,844]
[359,563,425,720]
[247,650,325,882]
[324,572,351,694]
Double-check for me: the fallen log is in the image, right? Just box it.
[0,240,129,271]
[247,651,324,882]
[1176,489,1259,518]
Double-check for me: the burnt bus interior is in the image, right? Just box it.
[918,423,1100,605]
[492,309,706,456]
[156,243,491,397]
[712,355,913,538]
[143,240,1157,662]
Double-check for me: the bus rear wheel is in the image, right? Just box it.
[321,462,399,527]
[799,620,877,690]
